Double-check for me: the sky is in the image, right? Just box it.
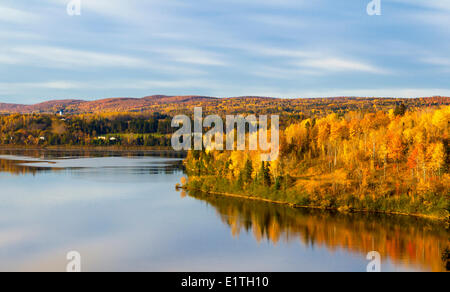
[0,0,449,104]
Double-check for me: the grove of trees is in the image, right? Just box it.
[0,112,173,147]
[184,106,450,219]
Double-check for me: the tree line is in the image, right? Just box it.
[184,105,450,219]
[0,112,174,147]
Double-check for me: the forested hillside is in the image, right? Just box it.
[184,105,450,220]
[1,96,448,116]
[1,96,449,218]
[0,112,174,147]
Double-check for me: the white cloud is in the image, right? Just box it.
[30,81,82,90]
[223,43,315,59]
[242,88,450,99]
[227,43,388,75]
[10,46,146,68]
[0,5,39,23]
[2,79,449,100]
[249,65,322,79]
[223,43,389,74]
[422,57,450,67]
[46,0,182,24]
[0,0,447,102]
[0,45,208,76]
[47,0,141,19]
[213,0,308,8]
[246,14,307,28]
[310,88,450,98]
[420,56,450,73]
[393,0,450,34]
[0,79,221,93]
[0,31,43,40]
[392,0,450,12]
[151,48,227,66]
[416,12,450,32]
[0,81,81,95]
[255,48,315,59]
[0,53,20,65]
[298,58,387,74]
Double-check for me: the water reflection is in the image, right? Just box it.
[0,158,62,175]
[0,150,184,176]
[0,148,186,160]
[186,190,450,272]
[0,149,448,272]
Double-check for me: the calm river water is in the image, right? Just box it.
[0,149,447,272]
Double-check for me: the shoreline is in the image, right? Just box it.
[2,145,446,222]
[182,186,449,222]
[0,145,182,153]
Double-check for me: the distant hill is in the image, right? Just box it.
[0,95,218,114]
[0,95,449,115]
[0,99,85,113]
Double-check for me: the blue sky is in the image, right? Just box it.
[0,0,449,103]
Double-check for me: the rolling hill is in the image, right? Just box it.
[0,95,449,116]
[0,95,218,114]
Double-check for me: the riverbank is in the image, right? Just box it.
[183,176,450,222]
[0,145,187,159]
[0,145,189,157]
[0,145,174,152]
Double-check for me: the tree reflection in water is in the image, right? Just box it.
[186,190,449,272]
[0,150,184,176]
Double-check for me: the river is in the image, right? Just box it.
[0,149,447,272]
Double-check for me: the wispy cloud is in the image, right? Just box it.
[231,87,450,99]
[0,5,39,23]
[0,53,20,65]
[0,31,43,40]
[9,46,147,68]
[228,44,388,75]
[252,47,315,59]
[392,0,450,12]
[0,81,81,96]
[0,79,222,93]
[421,57,450,72]
[46,0,184,24]
[0,1,448,102]
[246,14,307,28]
[392,0,450,34]
[47,0,143,20]
[298,58,387,74]
[249,65,322,79]
[422,57,450,66]
[150,48,228,66]
[0,44,208,78]
[415,12,450,32]
[216,0,308,8]
[293,88,450,99]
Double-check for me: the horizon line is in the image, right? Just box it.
[1,94,450,106]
